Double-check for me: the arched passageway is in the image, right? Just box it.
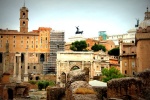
[70,66,80,71]
[40,54,45,62]
[61,72,66,83]
[8,88,13,100]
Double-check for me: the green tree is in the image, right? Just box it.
[70,40,87,51]
[108,47,119,56]
[91,44,106,52]
[101,67,124,82]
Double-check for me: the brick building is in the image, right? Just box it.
[0,4,52,81]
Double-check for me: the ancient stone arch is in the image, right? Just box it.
[70,66,80,71]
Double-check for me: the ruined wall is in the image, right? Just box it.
[107,70,150,100]
[47,87,65,100]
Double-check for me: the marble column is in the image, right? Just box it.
[24,52,28,82]
[13,56,16,77]
[17,56,21,82]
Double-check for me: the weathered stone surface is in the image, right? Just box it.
[47,87,65,100]
[107,70,150,100]
[72,94,98,100]
[107,77,142,99]
[93,86,107,100]
[66,81,98,100]
[66,69,86,88]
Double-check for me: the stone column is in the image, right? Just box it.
[90,61,93,80]
[13,55,16,77]
[24,51,28,82]
[17,56,21,82]
[82,61,84,70]
[56,61,60,83]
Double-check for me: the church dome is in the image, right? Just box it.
[127,28,136,33]
[139,19,150,29]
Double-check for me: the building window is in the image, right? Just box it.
[28,66,30,69]
[36,45,38,48]
[23,21,25,26]
[132,62,135,68]
[125,70,127,74]
[13,45,15,48]
[21,66,22,69]
[123,51,125,53]
[1,36,3,38]
[14,36,15,38]
[27,41,28,43]
[14,40,15,43]
[33,66,36,69]
[125,62,127,66]
[21,41,23,43]
[57,44,59,49]
[27,36,29,39]
[32,45,33,48]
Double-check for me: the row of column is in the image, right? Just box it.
[13,52,28,82]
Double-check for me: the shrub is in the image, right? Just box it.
[49,80,55,86]
[74,88,96,94]
[44,81,49,90]
[38,81,44,90]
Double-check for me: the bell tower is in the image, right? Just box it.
[20,2,29,33]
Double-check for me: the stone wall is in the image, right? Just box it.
[47,87,65,100]
[107,70,150,100]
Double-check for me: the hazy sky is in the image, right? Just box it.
[0,0,150,41]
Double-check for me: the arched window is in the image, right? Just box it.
[23,21,25,26]
[40,54,45,62]
[35,76,40,80]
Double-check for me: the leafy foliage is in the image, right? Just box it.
[91,43,106,52]
[101,67,124,82]
[38,80,55,90]
[108,47,119,56]
[38,81,45,90]
[70,41,87,51]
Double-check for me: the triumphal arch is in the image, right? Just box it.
[56,51,94,86]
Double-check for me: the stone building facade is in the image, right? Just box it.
[119,40,136,76]
[136,7,150,73]
[0,5,52,81]
[56,50,110,87]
